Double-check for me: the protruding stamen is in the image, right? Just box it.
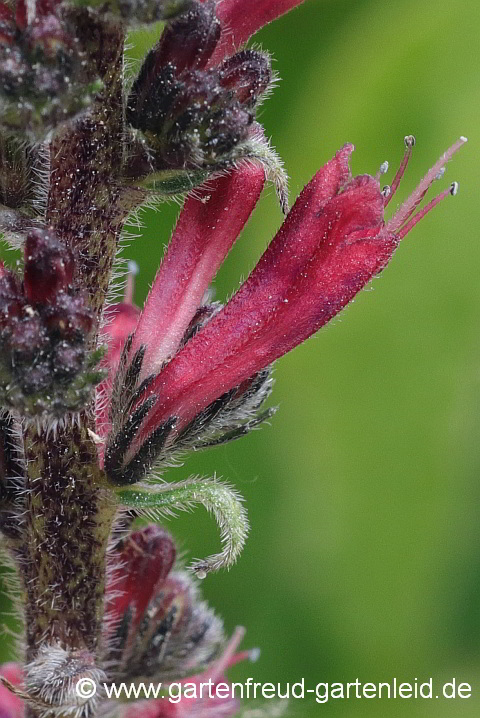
[124,260,139,305]
[387,136,467,234]
[384,134,416,207]
[381,185,391,198]
[207,626,246,684]
[396,183,458,240]
[228,646,261,667]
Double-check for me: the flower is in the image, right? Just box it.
[0,526,250,718]
[101,136,466,495]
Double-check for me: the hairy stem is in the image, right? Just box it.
[22,419,114,658]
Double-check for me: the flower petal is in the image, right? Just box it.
[201,0,307,65]
[132,163,265,378]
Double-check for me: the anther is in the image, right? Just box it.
[384,136,416,207]
[375,161,389,181]
[450,181,459,196]
[124,261,139,305]
[435,167,446,181]
[249,647,261,663]
[381,185,391,198]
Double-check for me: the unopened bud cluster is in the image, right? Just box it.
[0,228,104,417]
[0,0,102,137]
[126,0,272,178]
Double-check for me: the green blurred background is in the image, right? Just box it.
[2,0,480,715]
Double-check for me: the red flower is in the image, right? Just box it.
[111,137,465,459]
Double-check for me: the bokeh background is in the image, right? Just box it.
[1,0,480,715]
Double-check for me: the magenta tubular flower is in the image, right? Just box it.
[200,0,307,65]
[120,137,466,452]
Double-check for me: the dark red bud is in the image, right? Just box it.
[24,229,74,305]
[0,273,25,329]
[219,50,272,107]
[43,293,94,339]
[109,525,176,625]
[153,0,220,74]
[9,315,48,358]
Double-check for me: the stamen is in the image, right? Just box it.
[228,646,261,667]
[384,134,416,207]
[124,260,139,305]
[381,185,391,198]
[396,183,458,240]
[207,626,246,684]
[386,136,467,234]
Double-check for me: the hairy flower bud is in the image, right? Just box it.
[218,50,272,107]
[0,230,105,418]
[0,0,104,137]
[24,229,74,304]
[152,0,220,72]
[109,525,176,626]
[107,525,224,683]
[125,0,272,178]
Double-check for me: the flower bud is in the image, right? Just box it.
[0,232,104,418]
[109,525,176,625]
[218,49,272,107]
[125,1,273,177]
[107,525,224,683]
[151,0,220,73]
[24,228,74,305]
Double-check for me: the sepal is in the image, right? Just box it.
[115,477,249,575]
